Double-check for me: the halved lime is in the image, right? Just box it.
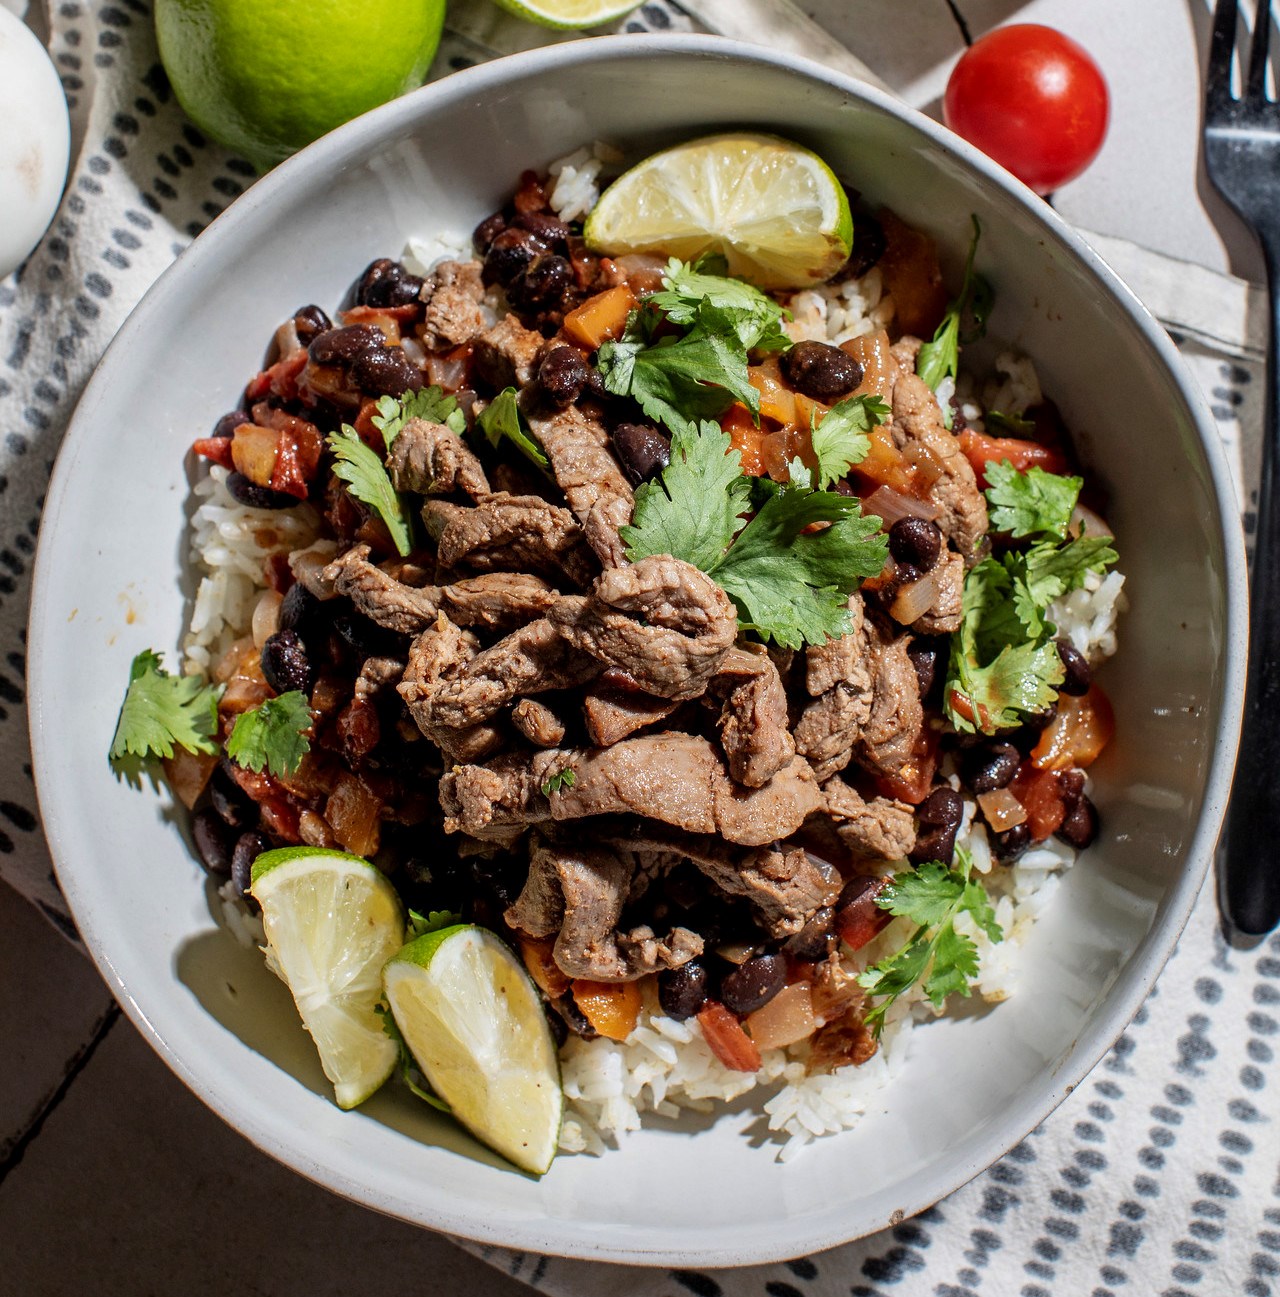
[583,132,854,289]
[383,925,562,1175]
[250,847,405,1109]
[490,0,640,29]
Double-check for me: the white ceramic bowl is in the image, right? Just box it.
[29,35,1246,1266]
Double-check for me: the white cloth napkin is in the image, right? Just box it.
[2,4,1275,1294]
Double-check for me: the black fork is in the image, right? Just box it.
[1205,0,1280,933]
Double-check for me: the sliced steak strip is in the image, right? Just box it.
[402,615,600,733]
[512,698,567,748]
[714,648,796,788]
[891,371,988,555]
[794,594,875,782]
[505,836,702,982]
[423,492,598,588]
[549,556,737,701]
[823,776,917,860]
[418,259,487,350]
[472,313,544,389]
[325,543,560,634]
[396,614,503,764]
[855,616,924,777]
[387,417,489,499]
[582,670,679,747]
[524,405,634,567]
[353,654,405,702]
[891,548,964,635]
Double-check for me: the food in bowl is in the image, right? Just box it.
[109,133,1123,1169]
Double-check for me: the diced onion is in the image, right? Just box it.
[424,351,468,392]
[251,589,283,649]
[890,567,945,625]
[902,439,945,487]
[1071,501,1114,539]
[744,982,816,1052]
[400,336,426,368]
[862,485,942,527]
[977,788,1028,832]
[274,318,301,359]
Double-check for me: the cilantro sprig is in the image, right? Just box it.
[620,425,888,649]
[648,254,792,352]
[372,386,466,450]
[917,216,993,427]
[983,460,1082,540]
[110,649,221,763]
[225,691,312,777]
[809,394,889,490]
[327,428,414,557]
[476,387,550,471]
[857,848,1003,1032]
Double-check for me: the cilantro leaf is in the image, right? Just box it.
[597,302,760,437]
[984,460,1082,539]
[1021,535,1118,606]
[620,422,751,572]
[375,1004,450,1112]
[858,848,1003,1029]
[809,394,889,489]
[984,410,1035,437]
[225,691,312,776]
[372,386,466,451]
[408,907,462,938]
[110,649,221,763]
[948,635,1064,732]
[327,428,414,556]
[712,479,888,650]
[649,256,792,351]
[475,387,550,471]
[917,215,992,427]
[541,768,576,796]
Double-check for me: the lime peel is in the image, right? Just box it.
[490,0,642,30]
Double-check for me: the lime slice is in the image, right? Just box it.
[583,132,854,290]
[250,847,405,1110]
[490,0,641,29]
[383,925,562,1175]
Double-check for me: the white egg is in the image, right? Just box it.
[0,6,71,277]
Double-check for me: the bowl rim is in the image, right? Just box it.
[28,31,1248,1266]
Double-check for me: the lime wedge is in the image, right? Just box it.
[250,847,405,1110]
[490,0,641,29]
[383,925,562,1175]
[583,132,854,290]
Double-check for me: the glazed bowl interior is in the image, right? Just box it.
[28,36,1244,1266]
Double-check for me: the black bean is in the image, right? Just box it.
[261,629,313,695]
[906,636,943,700]
[658,961,711,1021]
[784,906,835,962]
[846,212,886,279]
[332,610,401,659]
[278,581,320,636]
[909,785,964,866]
[782,340,862,400]
[1057,793,1099,849]
[720,953,786,1016]
[352,343,423,397]
[554,993,598,1039]
[610,422,671,486]
[211,410,246,440]
[889,517,942,573]
[1057,640,1092,696]
[544,1003,569,1049]
[510,253,573,309]
[230,831,271,902]
[309,323,384,366]
[210,763,256,829]
[483,227,545,286]
[225,472,297,510]
[355,257,423,308]
[1024,702,1059,733]
[192,807,232,876]
[292,304,332,345]
[538,344,591,407]
[961,741,1021,794]
[991,821,1032,862]
[472,211,507,254]
[515,211,571,251]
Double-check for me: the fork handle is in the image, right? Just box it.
[1224,230,1280,934]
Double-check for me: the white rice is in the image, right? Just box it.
[546,141,623,223]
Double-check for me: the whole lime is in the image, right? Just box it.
[155,0,446,172]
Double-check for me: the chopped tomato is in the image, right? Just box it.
[876,209,948,338]
[958,428,1070,486]
[834,875,894,951]
[946,687,993,734]
[722,403,769,477]
[192,436,236,469]
[854,424,920,497]
[244,348,308,404]
[1008,762,1068,841]
[351,398,382,450]
[338,304,417,343]
[425,342,470,393]
[875,727,940,805]
[697,1001,762,1072]
[250,402,324,499]
[572,979,641,1041]
[1032,684,1115,771]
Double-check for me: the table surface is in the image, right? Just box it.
[1,1,1261,1292]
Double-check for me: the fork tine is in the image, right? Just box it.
[1247,0,1273,100]
[1209,0,1241,107]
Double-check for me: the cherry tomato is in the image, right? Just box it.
[944,24,1109,195]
